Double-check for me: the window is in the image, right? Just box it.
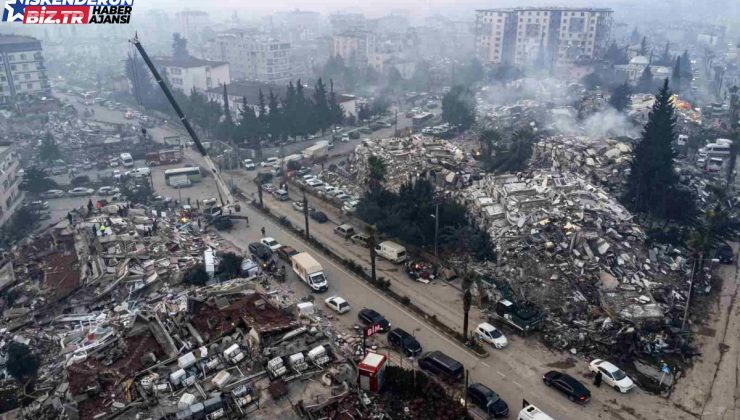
[24,74,30,80]
[170,68,182,75]
[10,65,16,71]
[7,55,13,61]
[20,54,26,60]
[27,83,33,89]
[22,64,28,70]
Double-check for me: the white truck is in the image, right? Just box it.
[223,343,245,365]
[302,143,328,161]
[291,252,328,292]
[375,241,407,263]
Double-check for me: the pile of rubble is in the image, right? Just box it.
[456,170,694,357]
[324,136,478,194]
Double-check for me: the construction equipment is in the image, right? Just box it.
[129,34,239,212]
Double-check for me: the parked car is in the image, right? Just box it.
[310,210,328,223]
[306,178,324,188]
[357,308,391,332]
[418,351,464,383]
[248,242,273,261]
[717,244,733,264]
[276,246,299,261]
[350,233,370,247]
[261,157,279,167]
[296,167,312,176]
[260,237,282,251]
[68,187,94,196]
[467,383,509,418]
[261,183,276,193]
[341,135,349,142]
[387,328,422,357]
[542,371,591,404]
[98,186,116,195]
[333,224,355,238]
[71,175,91,186]
[588,359,635,393]
[292,201,305,212]
[342,199,359,214]
[243,159,256,170]
[475,322,508,349]
[324,296,351,314]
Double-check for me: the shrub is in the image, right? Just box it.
[183,264,209,286]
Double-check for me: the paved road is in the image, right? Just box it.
[51,90,700,420]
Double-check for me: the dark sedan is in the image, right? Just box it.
[467,383,509,418]
[543,370,591,404]
[357,308,391,333]
[248,242,273,261]
[388,328,422,357]
[310,210,328,223]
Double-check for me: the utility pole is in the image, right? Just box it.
[302,189,310,239]
[256,181,263,208]
[434,202,439,263]
[464,369,469,411]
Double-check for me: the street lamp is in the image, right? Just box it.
[430,202,439,263]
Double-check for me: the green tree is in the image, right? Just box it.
[442,85,475,130]
[6,342,38,384]
[636,65,655,94]
[630,27,641,45]
[609,81,632,112]
[313,78,331,133]
[367,155,386,190]
[639,36,648,56]
[659,42,671,66]
[121,180,154,205]
[183,263,209,286]
[20,167,58,193]
[0,207,41,247]
[124,53,154,107]
[681,50,692,80]
[294,80,312,136]
[39,132,61,164]
[256,89,269,143]
[604,41,628,65]
[623,79,682,221]
[172,33,189,60]
[671,56,682,93]
[266,90,282,142]
[328,79,344,125]
[488,128,536,173]
[219,252,243,279]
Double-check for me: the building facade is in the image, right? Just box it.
[153,56,230,95]
[207,31,291,84]
[0,35,51,105]
[475,7,613,68]
[0,143,21,228]
[331,31,376,67]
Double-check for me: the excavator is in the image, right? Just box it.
[129,34,241,221]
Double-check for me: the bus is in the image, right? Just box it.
[164,167,202,185]
[120,153,134,167]
[412,112,434,129]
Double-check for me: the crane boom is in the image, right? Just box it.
[129,34,237,210]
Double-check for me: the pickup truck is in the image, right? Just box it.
[490,299,545,333]
[291,252,328,292]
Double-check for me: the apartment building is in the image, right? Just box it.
[475,7,613,68]
[207,31,292,84]
[0,143,21,228]
[152,56,230,95]
[0,35,51,105]
[331,31,376,67]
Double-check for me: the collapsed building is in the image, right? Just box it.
[457,170,696,359]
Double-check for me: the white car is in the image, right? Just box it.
[324,296,351,314]
[260,237,282,251]
[98,186,115,195]
[588,359,635,393]
[306,178,324,188]
[292,201,305,212]
[261,157,279,167]
[475,322,508,349]
[68,187,94,196]
[41,189,66,199]
[243,159,255,170]
[341,135,349,142]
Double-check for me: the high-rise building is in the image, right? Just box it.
[475,7,613,68]
[0,143,21,228]
[152,56,230,95]
[0,35,50,105]
[206,31,291,84]
[331,31,376,68]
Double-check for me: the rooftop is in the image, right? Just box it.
[0,34,40,45]
[476,7,613,13]
[153,55,227,69]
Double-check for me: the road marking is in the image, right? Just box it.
[496,370,506,378]
[482,362,490,368]
[512,381,523,388]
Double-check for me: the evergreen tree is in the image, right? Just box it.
[257,89,268,142]
[671,56,682,92]
[630,27,641,45]
[639,36,649,56]
[637,65,655,93]
[313,78,331,133]
[124,53,153,107]
[681,50,692,80]
[442,85,476,130]
[623,79,681,221]
[172,33,189,60]
[238,96,261,157]
[267,89,282,142]
[604,41,628,65]
[659,42,671,66]
[328,79,344,125]
[39,132,61,164]
[295,80,312,136]
[222,83,232,125]
[609,81,632,112]
[216,84,235,141]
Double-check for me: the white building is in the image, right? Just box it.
[176,11,210,44]
[332,31,376,67]
[0,143,21,228]
[206,31,291,84]
[0,35,51,105]
[614,56,670,82]
[475,7,613,68]
[152,56,230,95]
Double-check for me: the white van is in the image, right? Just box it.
[291,252,328,292]
[518,404,554,420]
[273,189,289,201]
[375,241,407,263]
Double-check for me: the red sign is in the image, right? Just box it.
[364,322,382,337]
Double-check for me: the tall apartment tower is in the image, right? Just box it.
[475,7,613,68]
[0,35,50,105]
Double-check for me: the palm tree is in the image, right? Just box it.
[367,155,386,190]
[302,186,310,239]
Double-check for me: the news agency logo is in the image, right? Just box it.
[2,0,133,24]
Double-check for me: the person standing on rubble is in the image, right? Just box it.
[594,370,602,387]
[261,227,266,237]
